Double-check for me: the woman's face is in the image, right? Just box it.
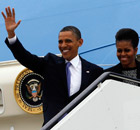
[116,40,138,68]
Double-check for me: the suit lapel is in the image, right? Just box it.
[80,58,91,92]
[56,57,69,96]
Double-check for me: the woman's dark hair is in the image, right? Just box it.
[115,28,139,48]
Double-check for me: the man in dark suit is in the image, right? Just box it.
[2,7,103,125]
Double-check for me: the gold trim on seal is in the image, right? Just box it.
[14,68,43,114]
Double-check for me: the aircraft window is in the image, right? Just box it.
[0,89,4,114]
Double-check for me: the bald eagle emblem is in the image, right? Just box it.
[26,79,42,102]
[14,68,44,114]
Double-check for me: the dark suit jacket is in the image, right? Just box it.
[105,60,140,79]
[5,38,103,125]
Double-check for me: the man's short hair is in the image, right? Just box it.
[115,28,139,48]
[60,26,81,40]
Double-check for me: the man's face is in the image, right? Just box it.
[116,40,138,68]
[58,31,83,61]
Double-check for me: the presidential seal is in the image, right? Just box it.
[14,68,44,114]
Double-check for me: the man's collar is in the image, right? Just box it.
[66,55,81,68]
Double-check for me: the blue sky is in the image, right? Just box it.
[0,0,140,67]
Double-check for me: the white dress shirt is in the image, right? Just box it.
[8,36,82,96]
[8,35,17,44]
[66,55,81,96]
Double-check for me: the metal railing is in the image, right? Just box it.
[41,72,140,130]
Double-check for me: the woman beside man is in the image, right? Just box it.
[105,28,140,80]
